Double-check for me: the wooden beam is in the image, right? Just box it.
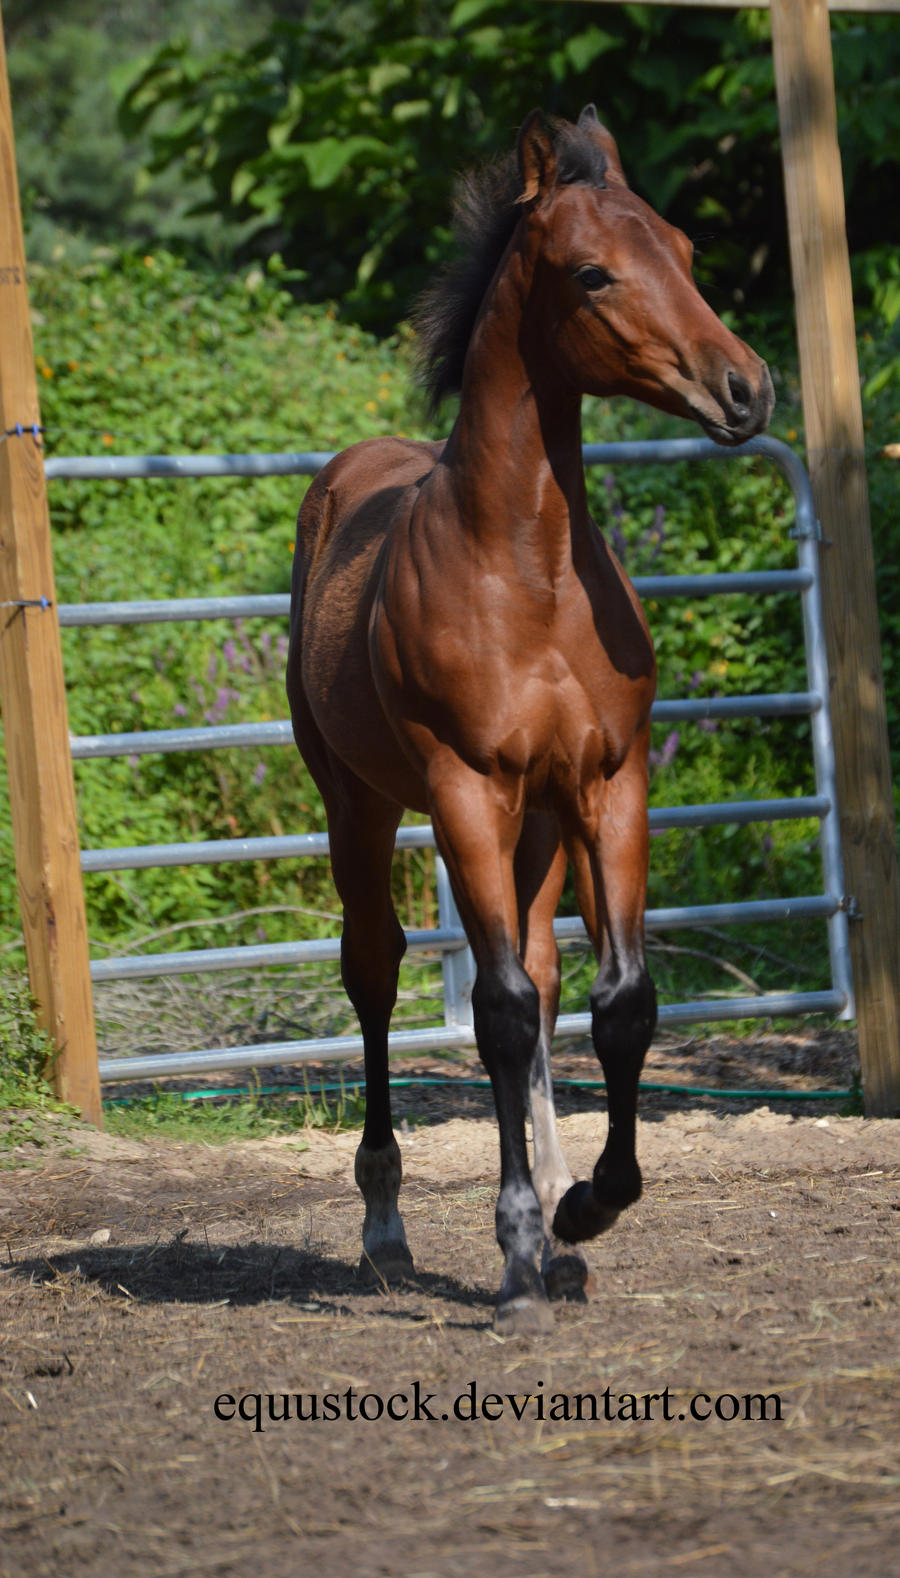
[552,2,900,12]
[0,19,101,1124]
[771,0,900,1116]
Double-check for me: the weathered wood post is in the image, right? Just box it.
[0,16,101,1124]
[771,0,900,1115]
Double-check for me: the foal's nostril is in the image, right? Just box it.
[727,371,753,418]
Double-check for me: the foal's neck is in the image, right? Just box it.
[441,258,590,578]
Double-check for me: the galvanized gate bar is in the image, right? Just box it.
[44,451,335,481]
[59,594,293,627]
[70,719,294,759]
[653,692,820,721]
[78,795,830,873]
[95,989,849,1085]
[89,924,470,984]
[56,569,813,628]
[69,693,822,761]
[88,894,841,986]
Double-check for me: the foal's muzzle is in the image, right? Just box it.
[702,362,775,446]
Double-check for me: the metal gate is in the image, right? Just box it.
[45,434,853,1084]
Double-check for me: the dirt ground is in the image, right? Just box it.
[2,1029,899,1578]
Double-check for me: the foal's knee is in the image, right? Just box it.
[590,964,657,1072]
[472,960,541,1070]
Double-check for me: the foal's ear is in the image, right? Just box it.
[516,109,558,204]
[577,103,629,189]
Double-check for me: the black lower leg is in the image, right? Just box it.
[590,963,656,1198]
[341,908,414,1282]
[340,909,406,1151]
[553,963,656,1245]
[473,961,553,1328]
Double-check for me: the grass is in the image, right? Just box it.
[103,1068,367,1143]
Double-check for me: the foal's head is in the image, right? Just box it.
[418,108,773,446]
[516,108,773,443]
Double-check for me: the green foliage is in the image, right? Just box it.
[0,255,837,992]
[858,303,900,784]
[116,1,900,328]
[572,408,828,976]
[0,249,428,958]
[8,0,274,265]
[0,970,58,1107]
[0,246,895,1012]
[2,3,897,1029]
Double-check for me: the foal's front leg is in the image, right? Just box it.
[553,744,657,1246]
[430,766,554,1334]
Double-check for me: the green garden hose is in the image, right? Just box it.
[105,1074,855,1106]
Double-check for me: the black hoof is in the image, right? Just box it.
[593,1156,642,1211]
[357,1243,416,1288]
[552,1180,622,1245]
[494,1295,556,1335]
[543,1250,590,1304]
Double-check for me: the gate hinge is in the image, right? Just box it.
[840,894,861,920]
[789,516,824,543]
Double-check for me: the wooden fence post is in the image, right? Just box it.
[0,19,101,1124]
[771,0,900,1115]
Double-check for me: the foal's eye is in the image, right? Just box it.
[576,265,613,292]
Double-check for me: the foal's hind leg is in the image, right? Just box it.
[515,815,589,1303]
[326,789,414,1285]
[553,739,657,1247]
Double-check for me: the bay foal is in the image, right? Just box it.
[287,110,773,1332]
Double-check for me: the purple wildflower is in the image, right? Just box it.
[204,685,240,725]
[649,730,680,771]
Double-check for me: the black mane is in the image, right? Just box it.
[413,117,610,415]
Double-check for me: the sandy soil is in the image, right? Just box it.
[2,1031,899,1577]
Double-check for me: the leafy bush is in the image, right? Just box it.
[8,0,275,266]
[0,970,57,1106]
[117,0,900,329]
[0,245,895,1016]
[3,249,426,958]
